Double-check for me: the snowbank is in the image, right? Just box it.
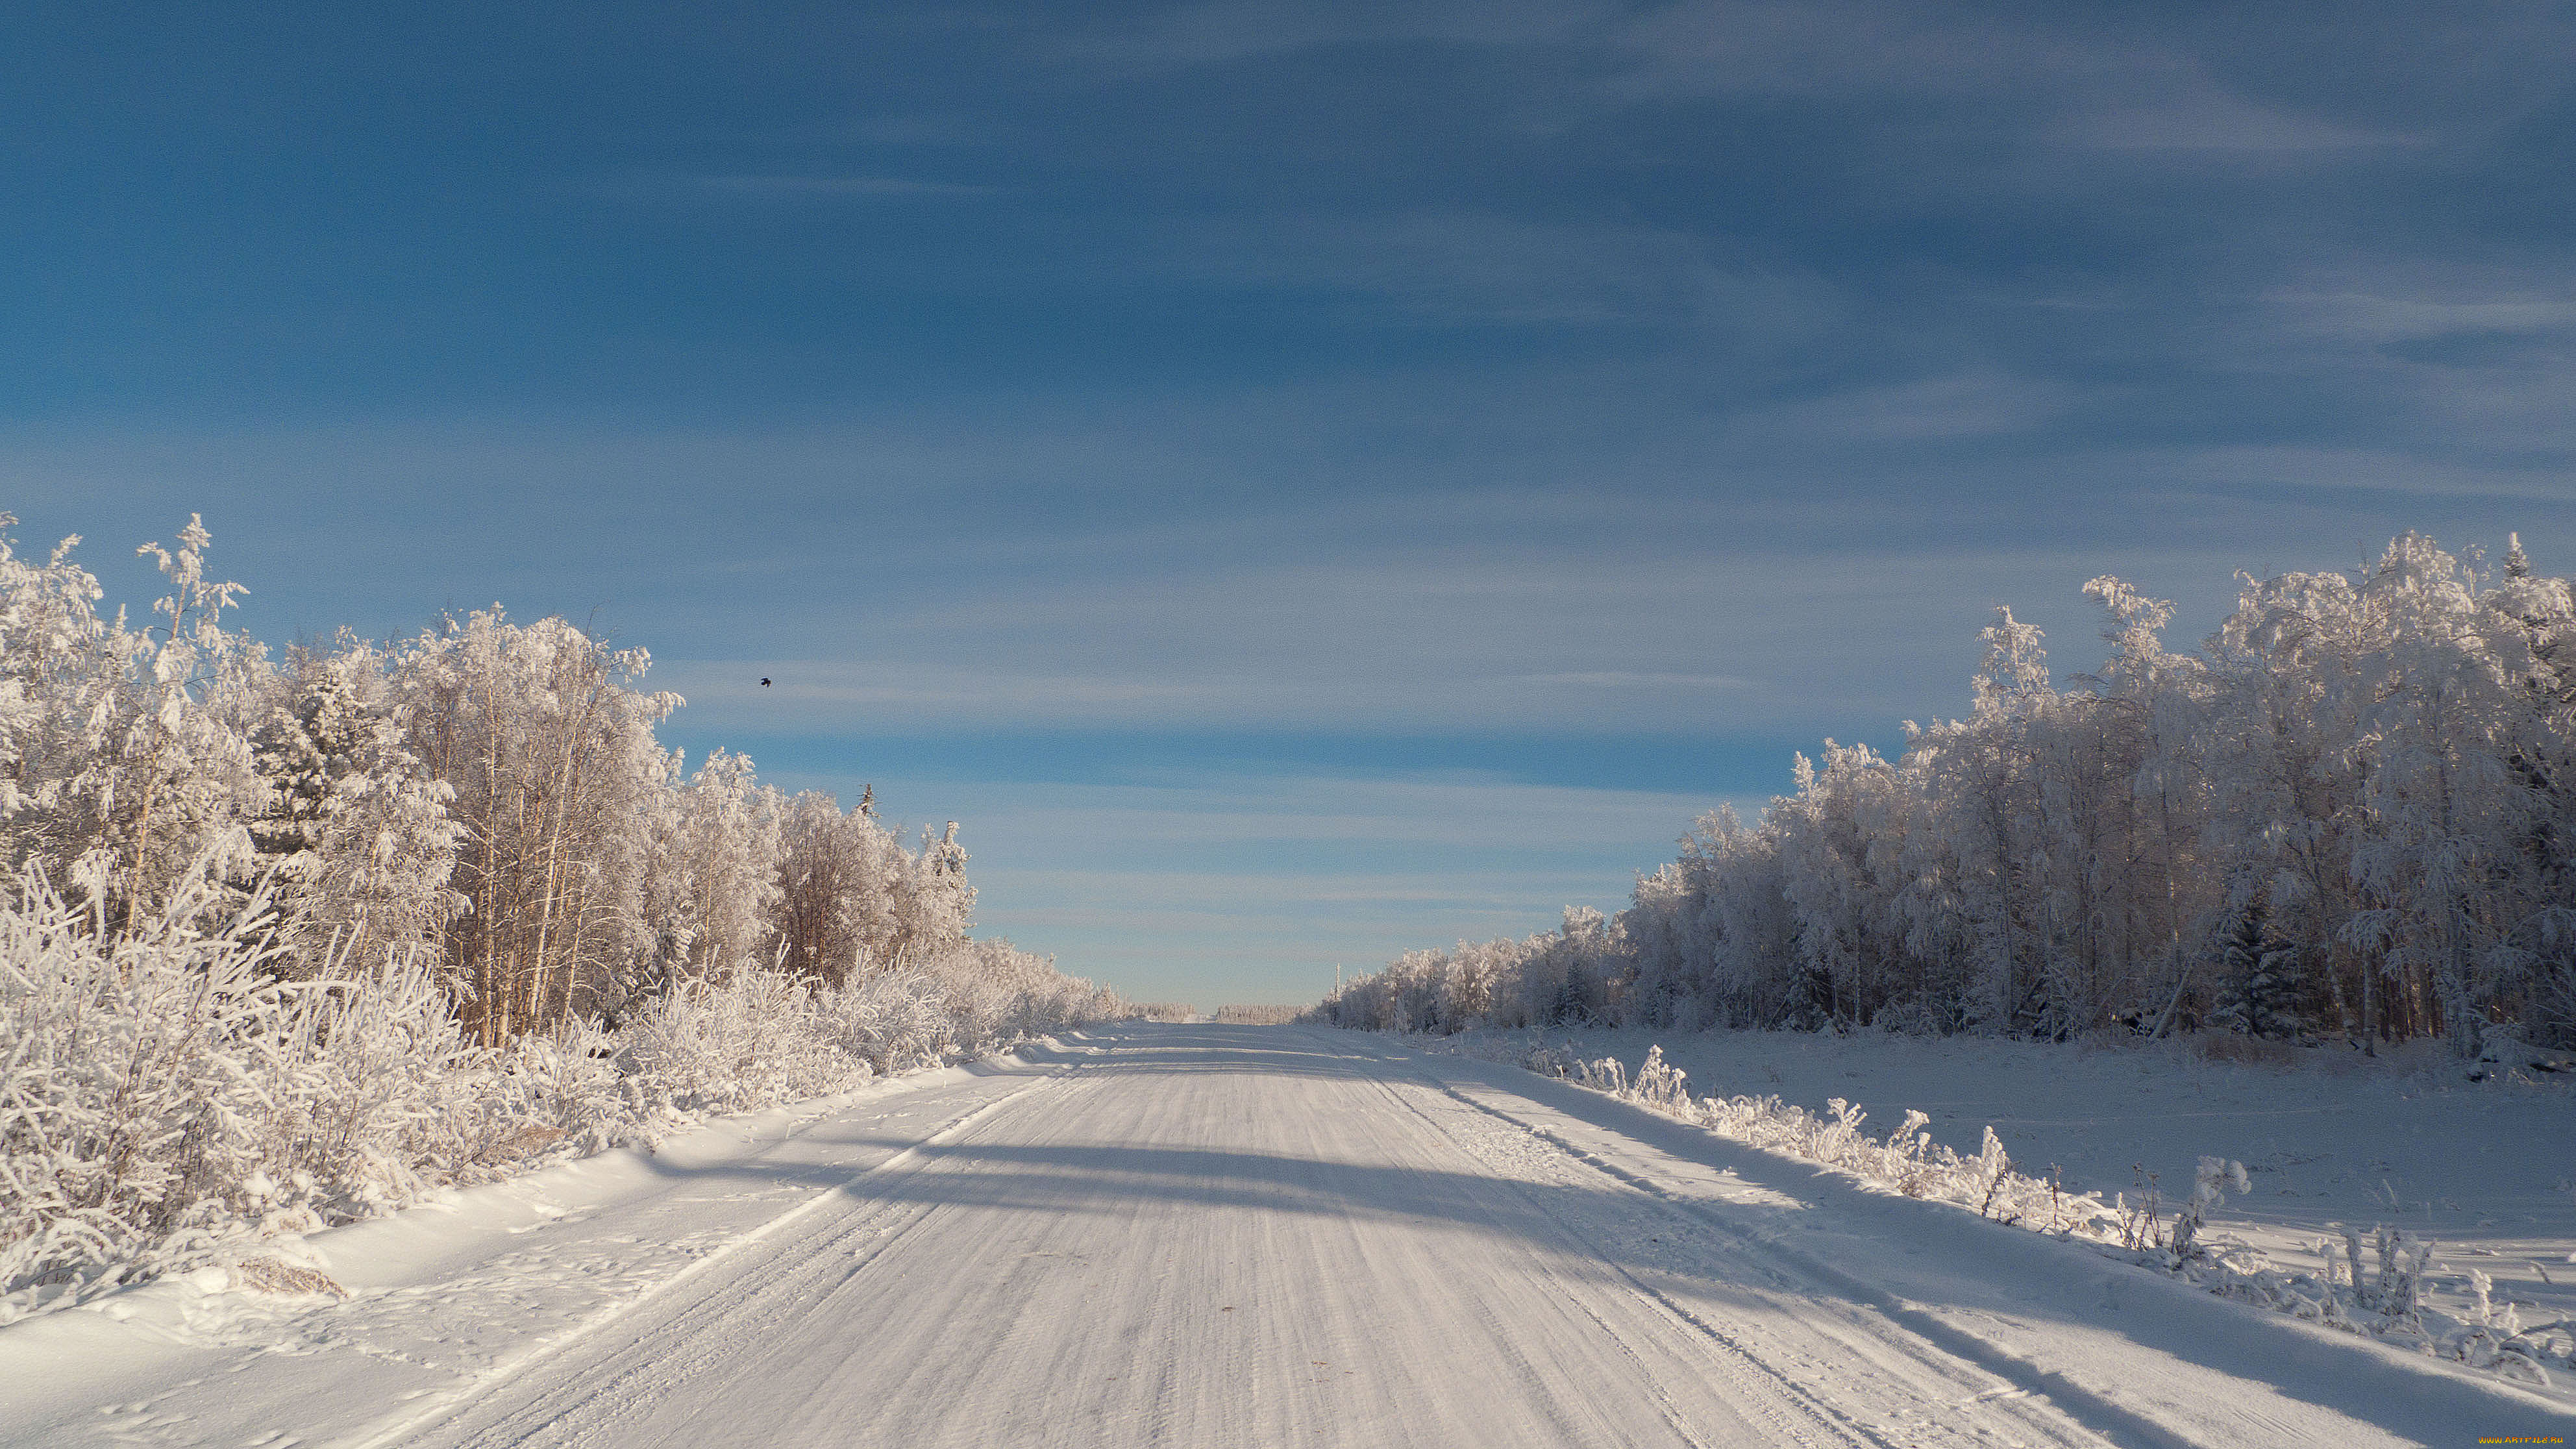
[1413,1025,2576,1395]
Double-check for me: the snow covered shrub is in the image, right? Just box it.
[821,971,960,1075]
[952,939,1113,1040]
[1480,1037,2126,1239]
[1,868,282,1309]
[477,1016,624,1160]
[0,856,476,1313]
[1,871,1117,1319]
[614,969,858,1121]
[2164,1155,2251,1264]
[810,941,1115,1074]
[808,969,953,1072]
[0,860,511,1311]
[257,943,485,1215]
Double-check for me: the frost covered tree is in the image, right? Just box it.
[395,610,676,1043]
[773,789,908,987]
[1330,531,2576,1054]
[0,519,130,895]
[249,642,463,976]
[885,822,975,972]
[74,519,267,933]
[636,749,784,993]
[2207,899,2306,1040]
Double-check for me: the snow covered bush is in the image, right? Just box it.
[2,867,292,1308]
[0,868,1119,1322]
[613,969,855,1121]
[0,862,489,1315]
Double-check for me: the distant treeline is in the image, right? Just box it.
[1316,534,2576,1056]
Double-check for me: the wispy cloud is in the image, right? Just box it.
[647,529,2270,739]
[1513,671,1758,691]
[1164,211,1829,330]
[1045,0,1607,75]
[676,173,993,198]
[2269,288,2576,346]
[2058,96,2412,155]
[1602,0,2429,165]
[2145,446,2576,504]
[1734,369,2071,443]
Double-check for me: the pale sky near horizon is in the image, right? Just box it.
[9,2,2576,1003]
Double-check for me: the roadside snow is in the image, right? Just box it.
[0,1047,1069,1449]
[8,1024,2568,1448]
[1419,1026,2576,1374]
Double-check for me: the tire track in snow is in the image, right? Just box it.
[348,1067,1076,1449]
[391,1027,1913,1448]
[1411,1067,2192,1449]
[1355,1071,1851,1449]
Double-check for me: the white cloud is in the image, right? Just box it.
[2269,287,2576,346]
[1734,369,2070,442]
[2145,445,2576,504]
[1513,671,1759,691]
[2057,93,2412,155]
[1604,0,2421,164]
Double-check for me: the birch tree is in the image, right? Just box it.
[395,610,675,1044]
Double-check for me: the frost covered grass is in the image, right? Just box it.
[0,872,1120,1326]
[1417,1026,2576,1393]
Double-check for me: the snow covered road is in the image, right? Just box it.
[6,1024,2570,1447]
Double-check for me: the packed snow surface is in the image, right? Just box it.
[4,1025,2569,1448]
[1428,1025,2576,1343]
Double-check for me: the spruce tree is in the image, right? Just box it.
[2210,898,2305,1039]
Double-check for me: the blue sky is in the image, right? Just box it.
[8,2,2576,1002]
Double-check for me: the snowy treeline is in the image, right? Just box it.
[1319,534,2576,1055]
[0,515,1124,1317]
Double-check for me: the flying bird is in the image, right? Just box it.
[760,678,771,687]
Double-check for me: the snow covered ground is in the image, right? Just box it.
[1424,1026,2576,1373]
[3,1024,2570,1447]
